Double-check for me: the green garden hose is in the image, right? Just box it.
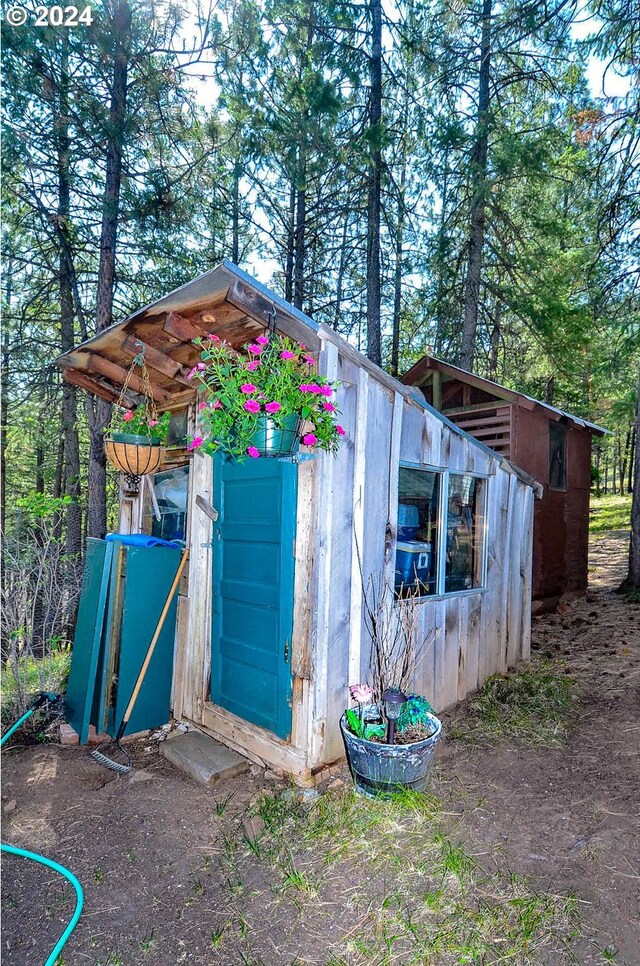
[1,695,84,966]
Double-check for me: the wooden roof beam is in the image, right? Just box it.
[226,277,321,349]
[63,367,137,407]
[121,335,192,387]
[162,311,205,343]
[85,353,170,404]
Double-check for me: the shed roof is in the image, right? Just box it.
[55,260,542,494]
[401,355,608,436]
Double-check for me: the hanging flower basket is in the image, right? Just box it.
[103,346,171,491]
[186,321,346,460]
[104,438,164,481]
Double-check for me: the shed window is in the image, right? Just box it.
[549,422,567,490]
[396,466,441,597]
[445,475,486,593]
[142,464,190,544]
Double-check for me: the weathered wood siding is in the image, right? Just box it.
[309,327,535,766]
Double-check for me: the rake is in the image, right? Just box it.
[90,548,189,774]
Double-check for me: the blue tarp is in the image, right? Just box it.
[105,533,181,549]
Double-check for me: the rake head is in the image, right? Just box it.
[89,741,132,775]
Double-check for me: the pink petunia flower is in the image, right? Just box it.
[210,399,222,409]
[149,419,158,427]
[322,402,336,412]
[304,355,315,365]
[247,344,263,355]
[321,386,332,397]
[244,400,261,413]
[302,433,317,446]
[299,384,310,393]
[240,383,258,394]
[122,411,134,422]
[207,333,220,341]
[187,362,206,379]
[247,446,260,459]
[265,401,281,413]
[246,360,261,371]
[256,335,269,345]
[309,383,322,394]
[280,350,296,360]
[198,401,207,410]
[187,436,204,451]
[349,683,374,704]
[336,425,346,436]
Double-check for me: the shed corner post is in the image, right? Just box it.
[173,410,213,725]
[520,483,535,662]
[309,335,339,768]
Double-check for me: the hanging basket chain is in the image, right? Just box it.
[107,342,159,436]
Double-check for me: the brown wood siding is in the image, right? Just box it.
[513,409,591,602]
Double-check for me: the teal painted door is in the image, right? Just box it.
[211,455,297,740]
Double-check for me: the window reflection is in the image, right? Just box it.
[395,467,440,598]
[445,475,486,593]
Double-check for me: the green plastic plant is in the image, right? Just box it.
[397,695,433,734]
[186,332,345,459]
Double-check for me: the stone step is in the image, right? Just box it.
[160,729,248,786]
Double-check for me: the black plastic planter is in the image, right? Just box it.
[340,709,442,798]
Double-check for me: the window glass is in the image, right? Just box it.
[549,422,567,490]
[166,409,188,448]
[395,467,440,597]
[142,464,189,544]
[445,475,486,593]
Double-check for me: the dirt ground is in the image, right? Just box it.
[2,527,639,966]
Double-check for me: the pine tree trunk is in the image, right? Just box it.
[57,43,82,556]
[333,217,349,330]
[1,257,11,543]
[391,162,406,377]
[628,427,636,493]
[293,145,307,311]
[285,176,296,303]
[460,0,492,372]
[622,376,640,590]
[231,158,240,263]
[620,429,631,496]
[87,0,131,539]
[366,0,382,367]
[545,375,555,405]
[434,143,450,356]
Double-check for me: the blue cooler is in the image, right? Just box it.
[395,541,432,588]
[397,504,419,541]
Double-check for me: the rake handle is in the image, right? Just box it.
[115,548,189,742]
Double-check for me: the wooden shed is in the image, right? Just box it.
[401,356,607,612]
[57,262,541,784]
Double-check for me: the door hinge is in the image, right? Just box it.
[283,639,290,663]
